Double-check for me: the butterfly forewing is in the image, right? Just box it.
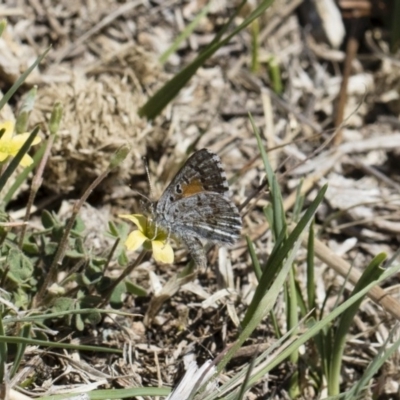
[156,149,230,214]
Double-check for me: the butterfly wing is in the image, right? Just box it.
[170,192,242,245]
[156,149,230,214]
[180,233,207,268]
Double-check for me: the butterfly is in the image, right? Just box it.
[145,148,242,268]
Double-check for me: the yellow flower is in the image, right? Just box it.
[119,214,174,264]
[0,121,41,167]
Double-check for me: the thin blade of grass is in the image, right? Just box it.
[241,185,327,329]
[0,312,6,382]
[246,262,400,386]
[306,222,316,311]
[0,47,50,112]
[328,253,387,395]
[0,335,122,354]
[159,1,212,64]
[37,386,171,400]
[9,323,31,378]
[236,356,256,400]
[0,19,6,38]
[345,325,400,399]
[246,236,262,280]
[250,112,286,239]
[217,233,303,372]
[292,179,305,222]
[139,0,274,119]
[0,126,40,197]
[2,139,46,206]
[3,308,134,324]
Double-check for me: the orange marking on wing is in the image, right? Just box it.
[181,179,204,197]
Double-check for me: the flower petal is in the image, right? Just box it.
[20,154,34,167]
[152,240,174,264]
[125,230,147,251]
[0,121,14,140]
[0,153,8,162]
[119,214,148,232]
[32,136,41,145]
[9,133,41,151]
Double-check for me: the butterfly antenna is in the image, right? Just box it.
[131,189,150,202]
[142,156,154,199]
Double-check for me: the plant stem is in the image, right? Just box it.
[35,168,112,306]
[100,249,147,308]
[18,133,56,249]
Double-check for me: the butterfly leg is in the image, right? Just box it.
[160,227,172,250]
[181,234,207,269]
[149,222,159,240]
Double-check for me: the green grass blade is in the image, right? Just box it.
[292,179,304,222]
[241,185,327,329]
[0,335,122,354]
[328,253,387,395]
[246,236,262,280]
[0,126,40,197]
[217,232,302,372]
[9,323,31,378]
[36,386,171,400]
[287,267,300,397]
[2,139,46,206]
[139,0,274,119]
[0,19,6,38]
[306,222,316,311]
[3,308,135,324]
[0,47,50,112]
[345,326,400,399]
[0,312,6,382]
[250,113,286,239]
[242,261,400,389]
[250,19,259,73]
[287,267,299,350]
[159,1,212,64]
[236,357,256,400]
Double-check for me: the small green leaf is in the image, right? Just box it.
[0,19,7,38]
[52,297,76,325]
[49,102,63,135]
[44,242,58,256]
[75,308,84,331]
[78,272,92,286]
[80,295,102,308]
[41,210,57,229]
[22,241,39,255]
[108,221,119,237]
[109,144,130,169]
[125,280,148,297]
[92,257,107,268]
[16,86,37,134]
[8,248,34,283]
[118,250,128,266]
[110,281,126,309]
[72,216,86,234]
[13,287,30,309]
[52,297,75,313]
[82,310,101,325]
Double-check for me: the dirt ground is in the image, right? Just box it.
[1,0,400,398]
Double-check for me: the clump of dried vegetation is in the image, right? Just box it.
[1,1,400,399]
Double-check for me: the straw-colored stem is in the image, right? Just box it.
[35,168,111,306]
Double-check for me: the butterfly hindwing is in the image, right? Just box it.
[170,193,242,245]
